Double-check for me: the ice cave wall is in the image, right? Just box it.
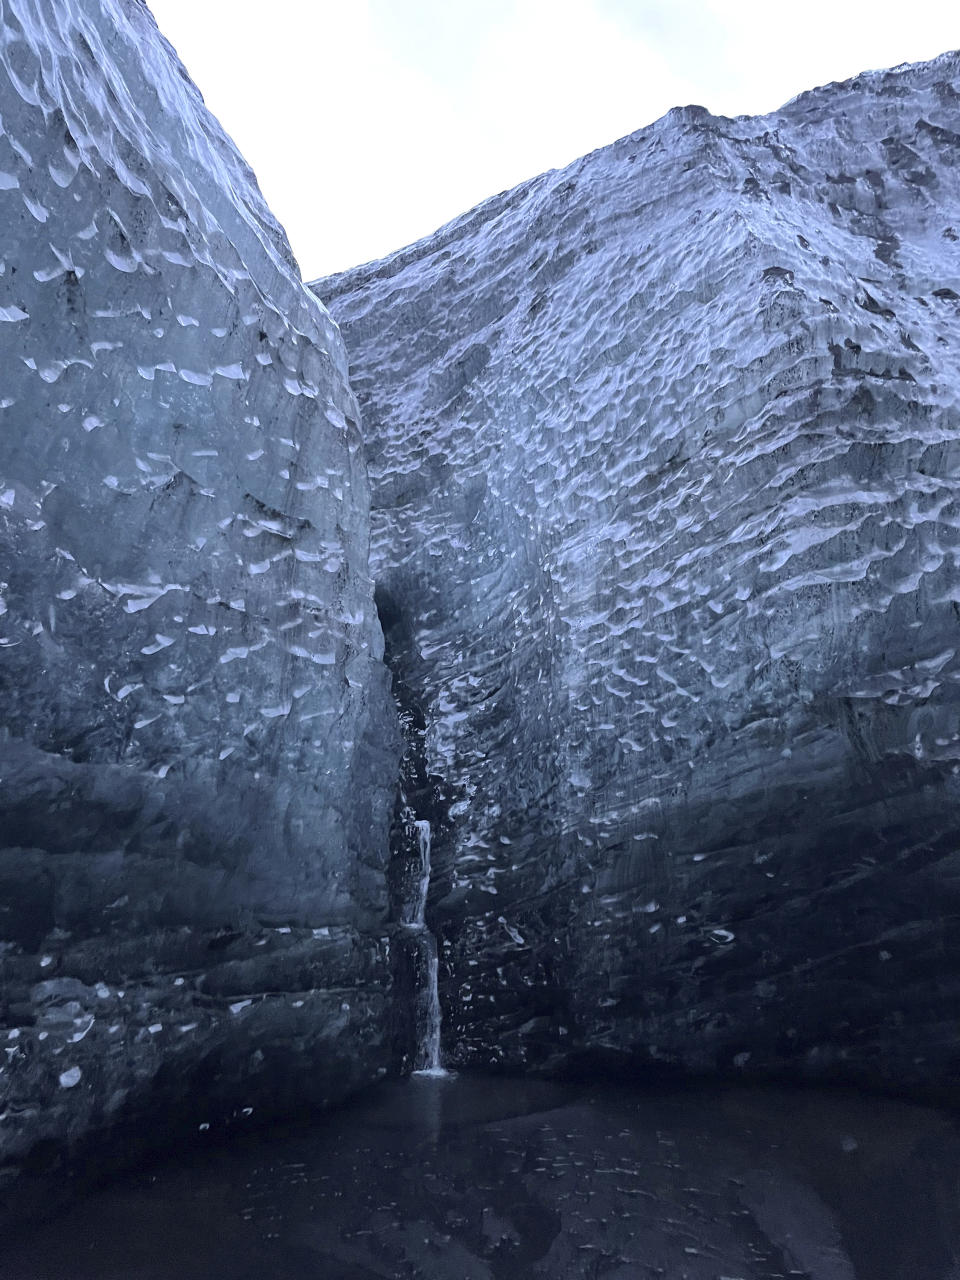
[314,52,960,1094]
[0,0,397,1195]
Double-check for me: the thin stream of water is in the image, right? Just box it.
[401,819,448,1077]
[411,818,430,928]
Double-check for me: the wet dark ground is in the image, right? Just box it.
[4,1074,960,1279]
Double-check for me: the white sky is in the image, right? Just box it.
[146,0,958,280]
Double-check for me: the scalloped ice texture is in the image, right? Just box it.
[314,51,960,1093]
[0,0,398,1189]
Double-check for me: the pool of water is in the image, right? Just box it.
[5,1074,960,1278]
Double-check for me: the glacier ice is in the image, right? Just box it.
[0,0,397,1194]
[315,51,960,1093]
[4,0,960,1217]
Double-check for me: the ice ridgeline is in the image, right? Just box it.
[400,820,448,1076]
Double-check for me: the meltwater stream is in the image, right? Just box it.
[401,820,447,1077]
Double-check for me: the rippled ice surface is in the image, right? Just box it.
[6,1076,960,1279]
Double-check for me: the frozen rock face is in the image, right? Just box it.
[0,0,396,1198]
[315,52,960,1094]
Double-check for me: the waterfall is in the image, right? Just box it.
[406,819,431,928]
[400,819,448,1076]
[414,932,444,1075]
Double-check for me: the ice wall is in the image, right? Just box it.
[315,52,960,1094]
[0,0,397,1195]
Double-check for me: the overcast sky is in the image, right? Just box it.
[146,0,957,281]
